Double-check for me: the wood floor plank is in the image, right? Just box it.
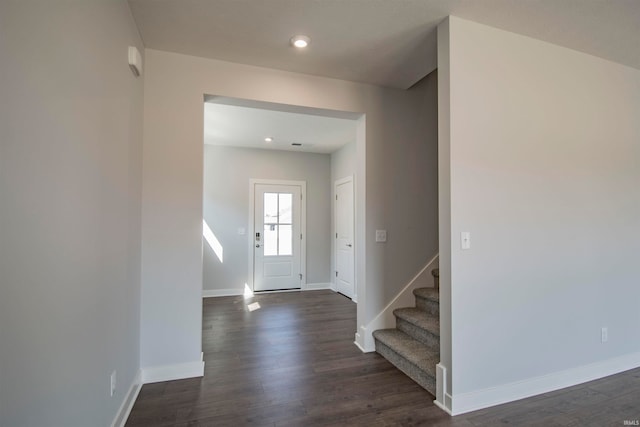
[126,290,640,426]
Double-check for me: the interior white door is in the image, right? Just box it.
[254,184,302,291]
[335,178,354,299]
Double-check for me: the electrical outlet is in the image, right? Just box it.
[601,327,608,343]
[110,370,116,397]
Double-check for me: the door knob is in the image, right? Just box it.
[256,244,261,248]
[346,243,352,247]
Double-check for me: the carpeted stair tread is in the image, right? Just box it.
[413,287,439,303]
[372,329,439,378]
[393,307,440,337]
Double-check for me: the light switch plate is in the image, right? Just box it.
[376,230,387,243]
[461,232,471,250]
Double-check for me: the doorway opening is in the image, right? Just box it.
[202,95,365,309]
[334,175,355,300]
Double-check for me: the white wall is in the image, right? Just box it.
[203,146,331,294]
[140,48,439,370]
[440,16,640,414]
[0,1,144,425]
[436,17,453,411]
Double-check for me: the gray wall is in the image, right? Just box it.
[379,70,439,305]
[440,16,640,410]
[331,140,357,185]
[0,1,144,426]
[203,146,332,292]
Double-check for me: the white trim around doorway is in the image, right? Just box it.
[334,175,356,301]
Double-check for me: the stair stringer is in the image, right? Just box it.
[358,253,439,353]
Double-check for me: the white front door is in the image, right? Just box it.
[335,177,355,299]
[254,184,302,291]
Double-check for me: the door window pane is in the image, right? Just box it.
[263,224,277,256]
[279,224,292,256]
[261,191,295,257]
[264,193,278,224]
[279,193,293,224]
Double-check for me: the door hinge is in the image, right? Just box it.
[336,232,338,239]
[299,273,303,280]
[336,194,338,200]
[336,271,338,277]
[301,194,303,200]
[300,233,303,240]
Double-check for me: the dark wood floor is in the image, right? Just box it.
[126,290,640,426]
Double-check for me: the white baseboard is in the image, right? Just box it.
[354,329,367,353]
[434,398,453,416]
[110,369,142,427]
[440,393,454,414]
[449,351,640,415]
[304,282,333,290]
[362,328,376,353]
[141,357,205,384]
[435,363,450,414]
[202,288,243,298]
[359,254,439,353]
[206,283,333,295]
[354,325,375,353]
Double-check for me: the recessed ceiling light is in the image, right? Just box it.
[264,137,273,142]
[290,35,310,48]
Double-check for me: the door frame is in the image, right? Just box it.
[248,179,306,292]
[334,175,356,301]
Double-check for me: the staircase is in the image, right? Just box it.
[372,268,439,396]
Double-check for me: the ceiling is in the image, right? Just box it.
[129,0,640,90]
[133,0,639,153]
[204,101,358,154]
